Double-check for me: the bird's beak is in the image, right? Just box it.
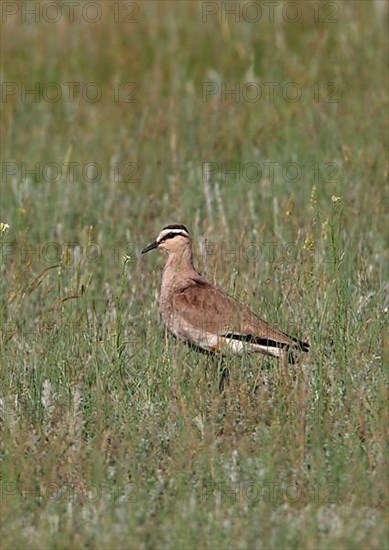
[141,240,158,254]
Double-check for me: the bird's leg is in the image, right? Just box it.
[218,356,230,393]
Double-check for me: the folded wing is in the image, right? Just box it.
[172,278,309,361]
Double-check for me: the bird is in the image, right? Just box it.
[141,224,309,364]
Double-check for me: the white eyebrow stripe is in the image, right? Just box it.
[157,229,189,242]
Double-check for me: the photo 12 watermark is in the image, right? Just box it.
[2,161,140,184]
[1,2,140,24]
[0,239,340,267]
[2,319,140,346]
[0,481,138,504]
[201,2,340,24]
[0,240,138,265]
[202,81,339,104]
[201,481,340,504]
[199,240,339,265]
[1,82,139,104]
[202,161,339,185]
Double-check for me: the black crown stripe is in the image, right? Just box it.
[162,224,189,233]
[159,230,189,243]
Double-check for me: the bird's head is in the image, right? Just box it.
[141,224,191,256]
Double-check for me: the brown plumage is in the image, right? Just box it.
[142,224,309,364]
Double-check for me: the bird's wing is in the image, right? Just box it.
[172,278,309,351]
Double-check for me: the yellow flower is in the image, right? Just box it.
[286,195,294,217]
[303,233,315,252]
[0,222,10,233]
[331,195,342,203]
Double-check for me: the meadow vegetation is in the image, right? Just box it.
[1,1,388,548]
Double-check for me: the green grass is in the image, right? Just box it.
[1,1,388,548]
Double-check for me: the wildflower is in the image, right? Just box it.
[331,195,342,203]
[286,195,294,217]
[303,233,315,252]
[0,222,9,233]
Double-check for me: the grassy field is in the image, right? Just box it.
[1,1,388,548]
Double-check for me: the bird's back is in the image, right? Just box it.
[160,270,309,361]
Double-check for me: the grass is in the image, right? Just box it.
[1,1,388,548]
